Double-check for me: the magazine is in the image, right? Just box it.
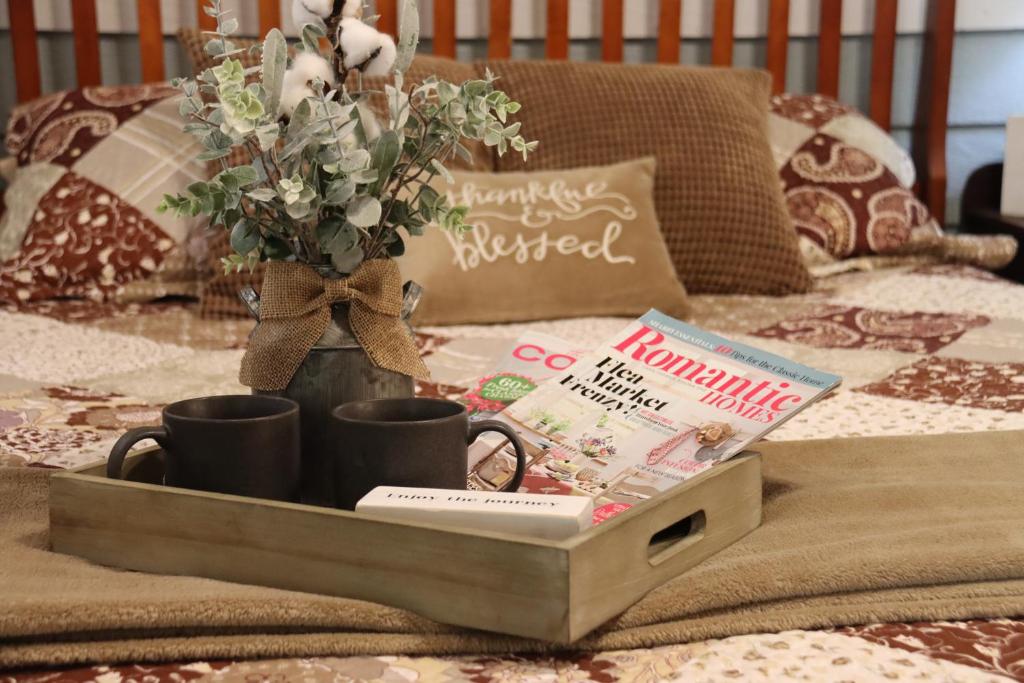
[466,310,841,520]
[460,332,586,419]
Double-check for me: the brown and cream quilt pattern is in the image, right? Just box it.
[2,264,1023,681]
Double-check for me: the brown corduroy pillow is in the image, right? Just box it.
[399,157,689,325]
[176,29,493,318]
[484,60,813,296]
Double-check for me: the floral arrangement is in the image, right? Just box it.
[158,0,535,275]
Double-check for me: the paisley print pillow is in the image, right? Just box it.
[0,85,208,304]
[768,93,938,259]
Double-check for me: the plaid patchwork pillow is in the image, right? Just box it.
[1,85,209,304]
[768,93,938,258]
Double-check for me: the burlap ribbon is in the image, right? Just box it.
[239,260,429,391]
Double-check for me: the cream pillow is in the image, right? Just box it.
[400,157,689,325]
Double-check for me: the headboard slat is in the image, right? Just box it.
[72,0,102,87]
[259,0,282,37]
[602,0,624,62]
[9,1,42,102]
[711,0,734,66]
[766,0,790,93]
[489,0,512,59]
[433,0,457,58]
[377,0,398,37]
[817,0,842,97]
[546,0,570,60]
[196,0,217,31]
[657,0,683,64]
[915,0,956,226]
[137,0,166,82]
[869,0,898,130]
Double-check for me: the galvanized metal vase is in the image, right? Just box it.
[240,278,421,507]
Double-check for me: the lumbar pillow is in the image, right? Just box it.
[399,157,689,325]
[484,60,813,296]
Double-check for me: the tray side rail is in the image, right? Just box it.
[565,453,762,640]
[50,450,573,641]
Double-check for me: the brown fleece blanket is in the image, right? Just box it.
[2,430,1024,668]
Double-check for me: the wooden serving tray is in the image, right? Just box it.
[49,448,762,643]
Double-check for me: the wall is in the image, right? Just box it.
[1,0,1023,224]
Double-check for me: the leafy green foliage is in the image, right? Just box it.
[160,0,537,274]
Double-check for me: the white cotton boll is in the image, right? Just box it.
[335,18,394,76]
[291,52,337,87]
[279,52,336,118]
[279,81,313,119]
[291,0,332,27]
[339,0,363,19]
[361,33,396,77]
[335,18,380,68]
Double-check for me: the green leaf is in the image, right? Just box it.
[394,0,420,74]
[430,159,454,184]
[346,195,382,228]
[205,39,225,57]
[285,201,314,220]
[350,168,378,185]
[261,235,293,260]
[255,122,280,150]
[300,21,326,53]
[369,130,401,193]
[324,179,356,206]
[330,245,364,274]
[337,149,371,173]
[417,185,440,221]
[261,28,287,118]
[197,147,231,162]
[386,233,406,257]
[315,216,346,246]
[385,84,410,131]
[220,17,239,34]
[247,188,278,202]
[230,219,260,255]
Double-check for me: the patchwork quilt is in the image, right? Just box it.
[2,264,1023,681]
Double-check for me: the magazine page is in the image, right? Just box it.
[461,332,584,419]
[467,310,841,518]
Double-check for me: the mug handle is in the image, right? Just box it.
[468,420,528,492]
[107,426,168,479]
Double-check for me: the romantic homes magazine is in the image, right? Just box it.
[466,310,841,519]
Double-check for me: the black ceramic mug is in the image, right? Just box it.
[331,398,528,510]
[106,395,301,501]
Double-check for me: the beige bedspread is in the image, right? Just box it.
[2,263,1024,681]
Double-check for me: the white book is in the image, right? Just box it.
[356,486,594,540]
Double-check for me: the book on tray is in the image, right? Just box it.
[461,309,841,523]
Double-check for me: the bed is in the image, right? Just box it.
[3,263,1024,680]
[3,0,1024,681]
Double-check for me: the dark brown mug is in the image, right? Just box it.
[107,395,301,502]
[331,398,528,510]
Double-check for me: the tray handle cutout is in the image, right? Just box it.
[647,509,706,566]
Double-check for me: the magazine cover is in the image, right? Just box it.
[467,310,842,519]
[460,332,584,419]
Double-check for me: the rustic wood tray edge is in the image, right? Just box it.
[49,448,762,643]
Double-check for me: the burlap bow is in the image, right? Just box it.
[239,259,429,391]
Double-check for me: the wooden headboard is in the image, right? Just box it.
[7,0,957,224]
